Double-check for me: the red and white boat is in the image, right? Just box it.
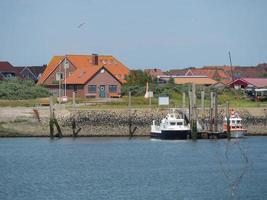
[223,110,247,138]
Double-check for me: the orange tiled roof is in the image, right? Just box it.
[174,77,217,85]
[38,55,129,85]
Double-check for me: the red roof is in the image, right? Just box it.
[228,78,267,88]
[38,55,129,85]
[243,78,267,88]
[0,62,17,73]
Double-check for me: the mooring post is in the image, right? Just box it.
[191,83,197,140]
[214,91,218,133]
[188,90,192,122]
[49,96,54,138]
[128,91,133,138]
[72,91,78,137]
[182,92,186,120]
[201,90,205,119]
[226,101,231,140]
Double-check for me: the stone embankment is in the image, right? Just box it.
[0,107,266,137]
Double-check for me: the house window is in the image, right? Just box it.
[56,72,63,80]
[109,85,117,93]
[88,85,96,93]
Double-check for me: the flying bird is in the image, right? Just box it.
[77,22,85,28]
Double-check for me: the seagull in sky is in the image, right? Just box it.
[77,22,85,28]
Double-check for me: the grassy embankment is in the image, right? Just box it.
[0,91,266,109]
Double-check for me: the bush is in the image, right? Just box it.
[0,78,51,100]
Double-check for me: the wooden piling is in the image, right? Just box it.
[191,83,197,140]
[214,91,218,132]
[49,96,63,138]
[49,96,54,138]
[226,101,231,140]
[209,92,214,132]
[71,92,81,137]
[201,90,205,119]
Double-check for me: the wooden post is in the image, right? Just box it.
[226,101,231,140]
[210,92,214,132]
[49,96,54,138]
[72,92,81,137]
[201,90,205,119]
[214,91,218,132]
[191,83,197,140]
[128,91,133,138]
[188,90,192,121]
[49,96,63,138]
[182,92,186,120]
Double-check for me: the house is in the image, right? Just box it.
[37,54,129,98]
[16,65,46,82]
[228,78,267,89]
[0,61,21,80]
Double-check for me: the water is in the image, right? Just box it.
[0,137,267,200]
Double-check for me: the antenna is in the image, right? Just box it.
[228,51,234,81]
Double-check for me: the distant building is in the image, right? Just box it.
[174,76,217,86]
[0,61,21,80]
[16,65,46,82]
[144,68,165,78]
[228,78,267,89]
[157,75,217,86]
[185,68,231,81]
[37,54,129,98]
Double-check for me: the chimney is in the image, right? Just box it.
[92,54,98,65]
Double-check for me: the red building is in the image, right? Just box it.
[37,54,129,98]
[228,78,267,89]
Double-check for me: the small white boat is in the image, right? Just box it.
[150,109,191,140]
[223,110,247,138]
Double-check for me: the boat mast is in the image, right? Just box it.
[228,51,234,81]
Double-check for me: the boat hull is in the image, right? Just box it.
[150,130,191,140]
[231,131,245,138]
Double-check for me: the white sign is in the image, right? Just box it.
[159,96,169,106]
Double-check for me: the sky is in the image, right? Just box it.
[0,0,267,69]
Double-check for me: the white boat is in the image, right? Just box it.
[150,109,191,140]
[223,110,247,138]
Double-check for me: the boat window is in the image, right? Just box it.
[170,122,176,126]
[177,122,183,126]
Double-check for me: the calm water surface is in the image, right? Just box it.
[0,137,267,200]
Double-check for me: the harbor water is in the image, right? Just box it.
[0,137,267,200]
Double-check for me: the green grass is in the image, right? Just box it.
[0,91,266,108]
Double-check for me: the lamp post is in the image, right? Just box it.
[63,57,69,101]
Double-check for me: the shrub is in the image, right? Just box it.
[0,78,51,100]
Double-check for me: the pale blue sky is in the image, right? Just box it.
[0,0,267,69]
